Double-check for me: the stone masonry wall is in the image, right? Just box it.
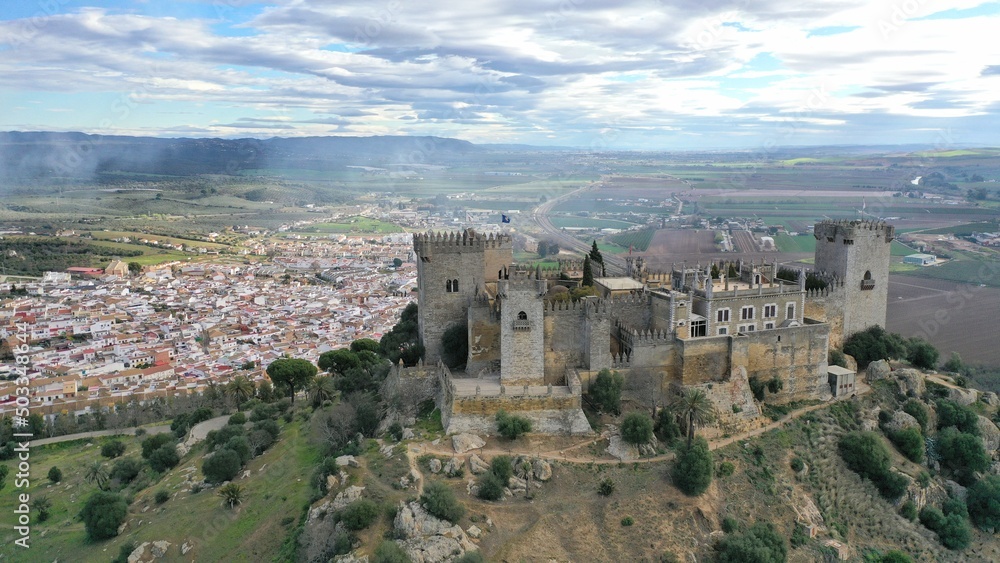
[741,320,832,403]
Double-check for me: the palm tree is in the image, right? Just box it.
[227,375,255,410]
[218,483,246,509]
[31,495,52,522]
[309,376,338,407]
[669,388,716,447]
[85,461,110,491]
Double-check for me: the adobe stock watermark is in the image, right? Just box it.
[11,319,33,549]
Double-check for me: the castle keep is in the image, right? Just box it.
[387,221,894,435]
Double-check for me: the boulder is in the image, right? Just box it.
[326,474,339,492]
[467,525,482,539]
[176,442,190,457]
[181,542,193,556]
[982,392,1000,408]
[335,455,359,468]
[884,411,921,434]
[948,387,979,407]
[452,433,485,454]
[894,369,925,397]
[468,454,489,475]
[332,485,365,511]
[402,428,416,440]
[444,457,463,477]
[532,459,553,482]
[866,359,891,382]
[393,501,476,563]
[380,444,395,458]
[945,480,968,502]
[842,353,858,372]
[508,476,527,491]
[429,458,442,474]
[334,554,369,563]
[606,435,639,461]
[128,541,172,562]
[977,416,1000,453]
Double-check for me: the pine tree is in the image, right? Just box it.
[582,256,594,287]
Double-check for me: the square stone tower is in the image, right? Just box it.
[497,271,547,386]
[413,230,512,364]
[813,220,894,340]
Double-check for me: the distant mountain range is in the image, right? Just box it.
[0,131,492,180]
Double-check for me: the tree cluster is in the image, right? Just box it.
[202,404,282,483]
[838,431,907,500]
[842,325,939,368]
[379,302,424,366]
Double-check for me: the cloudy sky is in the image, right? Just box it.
[1,0,998,149]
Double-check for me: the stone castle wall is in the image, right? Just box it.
[466,299,500,375]
[739,319,832,403]
[544,304,586,385]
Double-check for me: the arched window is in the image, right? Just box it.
[446,279,452,292]
[452,278,459,292]
[864,270,872,280]
[517,311,527,320]
[861,270,875,290]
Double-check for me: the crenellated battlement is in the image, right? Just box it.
[413,229,513,255]
[615,319,672,346]
[813,220,895,243]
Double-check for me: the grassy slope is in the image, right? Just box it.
[0,421,316,562]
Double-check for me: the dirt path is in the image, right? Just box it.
[417,386,870,466]
[406,444,425,495]
[33,423,171,447]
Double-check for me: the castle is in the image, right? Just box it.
[385,220,895,435]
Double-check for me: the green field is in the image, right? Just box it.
[0,421,317,562]
[608,228,656,252]
[549,216,640,230]
[299,217,403,234]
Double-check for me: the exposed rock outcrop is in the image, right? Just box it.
[452,433,485,454]
[128,541,172,562]
[866,360,891,382]
[393,501,476,563]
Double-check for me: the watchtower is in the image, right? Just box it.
[497,270,547,386]
[413,229,512,363]
[813,220,895,340]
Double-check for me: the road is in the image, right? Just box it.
[529,181,628,276]
[32,414,230,447]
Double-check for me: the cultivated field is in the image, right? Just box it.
[641,229,723,265]
[886,274,1000,365]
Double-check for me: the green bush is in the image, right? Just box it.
[722,515,739,533]
[496,410,532,440]
[373,540,412,563]
[101,440,127,459]
[672,437,713,496]
[141,433,175,459]
[935,400,979,435]
[937,427,989,485]
[938,513,972,550]
[476,473,505,501]
[900,500,918,521]
[228,412,246,425]
[621,516,634,526]
[154,489,170,504]
[202,449,242,484]
[226,436,252,465]
[790,457,804,472]
[790,523,809,548]
[880,551,914,563]
[387,422,404,442]
[654,408,681,445]
[598,477,615,496]
[80,491,128,540]
[838,431,906,499]
[967,475,1000,531]
[420,481,465,523]
[147,445,180,473]
[489,456,513,483]
[889,427,924,463]
[902,400,928,432]
[111,457,144,485]
[717,461,735,478]
[843,325,909,367]
[47,466,62,483]
[919,506,946,530]
[588,369,624,415]
[716,521,787,563]
[621,412,654,445]
[340,499,380,531]
[440,322,468,369]
[907,337,939,369]
[829,349,848,368]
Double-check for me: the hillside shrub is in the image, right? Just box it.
[967,475,1000,531]
[110,457,144,485]
[489,456,513,483]
[935,400,979,435]
[147,445,180,473]
[476,473,505,501]
[47,466,62,483]
[340,499,380,531]
[722,515,739,533]
[228,412,246,425]
[588,369,624,415]
[920,505,971,550]
[226,436,252,465]
[373,540,411,563]
[937,427,989,485]
[902,400,928,433]
[880,551,914,563]
[717,461,735,478]
[621,412,654,445]
[843,325,908,367]
[440,322,468,369]
[154,489,170,504]
[140,433,175,459]
[420,481,465,523]
[80,491,128,540]
[598,478,615,496]
[202,449,241,484]
[900,500,918,521]
[907,337,939,369]
[672,437,713,496]
[790,457,804,472]
[101,440,127,459]
[496,410,532,440]
[654,408,681,445]
[715,521,787,563]
[839,431,907,500]
[889,427,924,462]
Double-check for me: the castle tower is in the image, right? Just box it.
[413,229,513,364]
[813,220,894,340]
[498,272,547,386]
